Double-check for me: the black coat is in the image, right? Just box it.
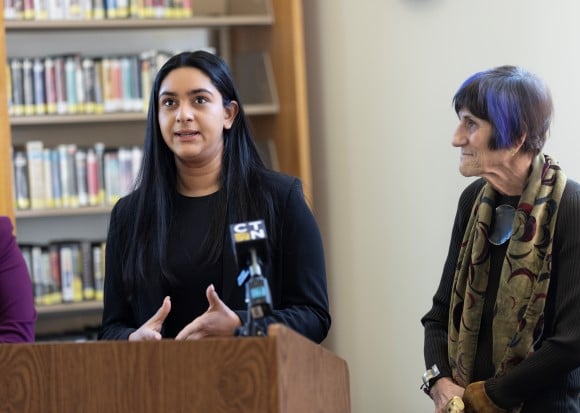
[99,172,331,343]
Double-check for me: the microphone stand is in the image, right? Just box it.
[235,248,272,337]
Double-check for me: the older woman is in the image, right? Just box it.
[421,66,580,412]
[0,216,36,342]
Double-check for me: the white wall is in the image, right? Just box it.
[303,1,580,412]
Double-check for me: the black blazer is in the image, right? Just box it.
[99,172,331,343]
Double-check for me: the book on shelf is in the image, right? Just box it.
[33,57,47,115]
[7,50,180,117]
[26,140,46,209]
[33,0,50,20]
[9,59,24,117]
[93,241,105,301]
[4,0,195,20]
[20,243,60,306]
[44,56,58,114]
[42,148,55,208]
[80,239,96,300]
[20,239,106,306]
[13,150,30,210]
[22,58,35,116]
[75,148,89,207]
[54,55,68,115]
[13,142,142,211]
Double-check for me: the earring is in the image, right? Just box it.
[510,148,517,157]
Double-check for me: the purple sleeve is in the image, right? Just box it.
[0,217,36,342]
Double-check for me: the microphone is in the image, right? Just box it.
[230,220,273,336]
[230,220,269,270]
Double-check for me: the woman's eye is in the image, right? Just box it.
[161,98,175,107]
[194,96,208,104]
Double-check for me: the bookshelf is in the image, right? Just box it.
[0,0,313,338]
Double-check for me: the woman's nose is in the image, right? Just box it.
[451,126,465,147]
[176,104,193,122]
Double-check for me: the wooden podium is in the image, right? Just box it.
[0,324,350,412]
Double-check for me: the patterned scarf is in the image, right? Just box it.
[448,153,566,402]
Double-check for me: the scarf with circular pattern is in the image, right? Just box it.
[448,153,566,408]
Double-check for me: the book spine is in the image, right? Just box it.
[13,150,30,210]
[70,243,83,302]
[10,59,25,116]
[93,242,105,301]
[48,243,63,303]
[139,54,152,113]
[23,0,35,19]
[86,148,99,206]
[6,61,13,116]
[33,0,49,19]
[50,148,62,208]
[129,55,142,111]
[26,140,46,209]
[33,57,47,115]
[75,148,89,207]
[40,247,54,305]
[54,56,68,115]
[80,240,95,300]
[118,147,132,196]
[57,144,70,207]
[66,144,79,208]
[31,245,45,305]
[44,57,58,114]
[48,0,64,21]
[74,55,85,114]
[93,0,105,18]
[93,59,105,114]
[42,148,54,208]
[65,55,78,114]
[104,151,120,205]
[131,145,142,188]
[82,57,96,114]
[120,56,132,112]
[22,58,35,116]
[60,244,74,303]
[94,142,106,205]
[4,0,18,19]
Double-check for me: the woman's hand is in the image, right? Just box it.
[175,284,242,340]
[128,296,171,341]
[430,377,465,413]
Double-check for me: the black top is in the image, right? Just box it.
[422,178,580,412]
[99,171,331,343]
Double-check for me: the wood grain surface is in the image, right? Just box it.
[0,324,350,413]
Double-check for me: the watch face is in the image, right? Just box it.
[422,364,440,385]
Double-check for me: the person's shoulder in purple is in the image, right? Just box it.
[0,216,36,342]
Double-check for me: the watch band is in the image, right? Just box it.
[420,364,440,396]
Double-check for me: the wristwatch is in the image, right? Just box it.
[420,364,440,396]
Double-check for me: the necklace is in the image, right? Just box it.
[489,204,516,246]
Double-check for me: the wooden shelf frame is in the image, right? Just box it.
[5,16,274,30]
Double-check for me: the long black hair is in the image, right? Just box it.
[121,50,276,295]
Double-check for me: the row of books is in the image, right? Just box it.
[13,141,142,210]
[20,240,106,307]
[4,0,196,21]
[7,50,172,117]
